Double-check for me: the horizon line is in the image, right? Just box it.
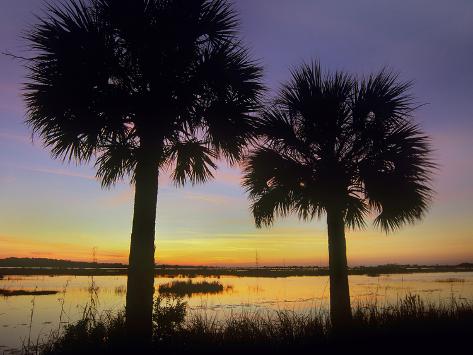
[1,256,472,268]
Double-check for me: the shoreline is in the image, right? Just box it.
[1,264,472,277]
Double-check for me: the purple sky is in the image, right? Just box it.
[0,0,472,265]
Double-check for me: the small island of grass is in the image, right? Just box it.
[0,289,59,297]
[158,280,228,297]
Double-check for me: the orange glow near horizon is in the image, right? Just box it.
[2,207,472,266]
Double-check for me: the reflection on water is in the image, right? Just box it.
[0,272,472,351]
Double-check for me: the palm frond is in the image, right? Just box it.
[194,40,263,163]
[24,0,128,163]
[280,61,324,118]
[200,0,239,43]
[256,108,309,159]
[361,122,435,232]
[243,148,320,227]
[278,61,354,157]
[168,139,217,186]
[352,69,414,132]
[95,139,137,188]
[344,194,368,230]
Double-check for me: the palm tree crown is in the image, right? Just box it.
[243,62,434,232]
[25,0,263,186]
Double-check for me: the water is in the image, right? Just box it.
[1,272,472,352]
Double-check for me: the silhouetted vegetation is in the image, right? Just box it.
[152,295,187,341]
[243,61,435,327]
[158,279,227,296]
[0,257,125,268]
[36,294,473,354]
[1,260,472,277]
[0,289,58,297]
[23,0,262,342]
[435,277,465,283]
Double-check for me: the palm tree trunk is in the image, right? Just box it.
[126,157,159,345]
[327,208,352,330]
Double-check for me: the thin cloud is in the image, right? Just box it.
[21,166,96,180]
[214,167,242,185]
[100,188,134,207]
[0,175,15,183]
[0,131,31,144]
[183,191,242,205]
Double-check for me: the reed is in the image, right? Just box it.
[157,279,227,297]
[36,293,473,354]
[0,289,58,297]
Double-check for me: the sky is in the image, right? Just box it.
[0,0,472,266]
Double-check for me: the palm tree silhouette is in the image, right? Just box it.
[24,0,262,342]
[243,62,434,328]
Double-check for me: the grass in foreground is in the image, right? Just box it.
[31,294,473,354]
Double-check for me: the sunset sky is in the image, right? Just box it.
[0,0,472,266]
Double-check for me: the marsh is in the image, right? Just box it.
[1,272,472,352]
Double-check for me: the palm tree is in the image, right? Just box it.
[243,62,434,329]
[24,0,262,342]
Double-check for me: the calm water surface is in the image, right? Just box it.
[1,272,472,352]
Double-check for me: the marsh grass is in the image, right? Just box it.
[157,279,228,297]
[20,289,44,355]
[435,277,465,283]
[114,285,126,296]
[29,292,473,354]
[0,289,59,297]
[20,276,103,355]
